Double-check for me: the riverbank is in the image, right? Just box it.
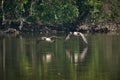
[0,21,120,36]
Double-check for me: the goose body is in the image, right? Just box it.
[41,36,58,42]
[66,32,88,44]
[72,32,80,36]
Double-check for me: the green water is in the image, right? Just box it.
[0,34,120,80]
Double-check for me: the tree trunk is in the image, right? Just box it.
[1,0,6,25]
[30,0,36,16]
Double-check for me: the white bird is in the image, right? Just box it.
[65,32,88,44]
[41,36,58,42]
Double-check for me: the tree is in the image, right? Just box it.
[35,0,79,25]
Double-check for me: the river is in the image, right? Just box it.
[0,33,120,80]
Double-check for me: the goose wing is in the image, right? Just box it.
[78,32,88,44]
[65,34,71,40]
[49,36,57,38]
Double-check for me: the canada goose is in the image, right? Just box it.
[65,32,88,44]
[41,36,58,42]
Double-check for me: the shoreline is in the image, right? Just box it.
[0,21,120,37]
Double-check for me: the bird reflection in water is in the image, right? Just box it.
[42,53,53,63]
[66,47,88,64]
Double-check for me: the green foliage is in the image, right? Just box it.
[15,0,29,17]
[0,0,120,27]
[95,0,120,23]
[35,1,79,25]
[2,0,29,20]
[26,15,37,22]
[84,0,103,21]
[17,0,28,9]
[82,0,120,23]
[110,0,120,22]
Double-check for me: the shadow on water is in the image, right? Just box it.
[0,33,120,80]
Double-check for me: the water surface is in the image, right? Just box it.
[0,34,120,80]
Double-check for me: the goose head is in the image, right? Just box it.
[70,32,73,34]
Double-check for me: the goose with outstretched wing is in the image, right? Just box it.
[65,32,88,44]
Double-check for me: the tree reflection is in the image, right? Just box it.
[0,34,120,80]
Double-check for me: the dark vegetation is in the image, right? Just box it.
[0,0,120,34]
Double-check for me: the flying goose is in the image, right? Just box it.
[65,32,88,44]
